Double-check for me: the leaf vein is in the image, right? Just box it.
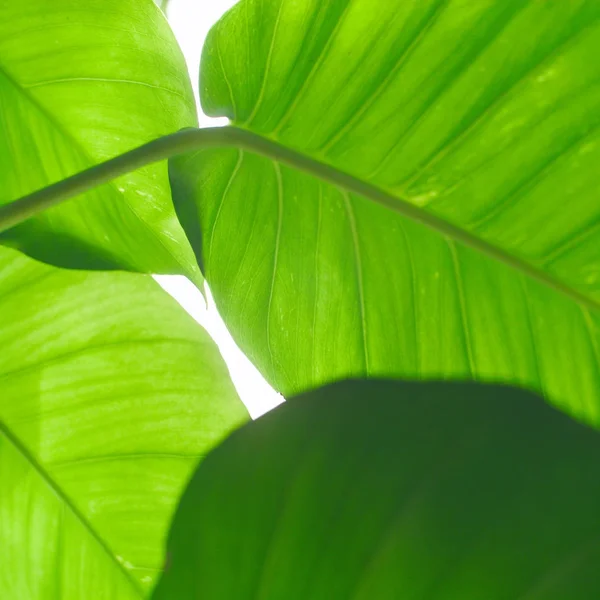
[266,162,284,377]
[319,0,450,155]
[342,191,369,372]
[0,421,144,597]
[447,240,475,376]
[244,0,285,126]
[398,18,600,191]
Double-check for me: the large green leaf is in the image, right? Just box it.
[0,247,248,598]
[153,379,600,599]
[170,0,600,423]
[0,0,199,277]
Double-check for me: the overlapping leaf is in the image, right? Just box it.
[154,379,600,599]
[171,0,600,422]
[0,247,248,598]
[0,0,199,278]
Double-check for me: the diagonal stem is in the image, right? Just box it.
[1,125,598,314]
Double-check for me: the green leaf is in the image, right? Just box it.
[0,247,248,598]
[153,379,600,599]
[0,0,199,279]
[170,0,600,423]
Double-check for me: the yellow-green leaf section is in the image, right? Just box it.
[154,380,600,599]
[170,0,600,423]
[0,0,199,279]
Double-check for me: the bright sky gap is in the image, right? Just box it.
[154,0,284,419]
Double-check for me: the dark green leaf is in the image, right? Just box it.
[154,379,600,599]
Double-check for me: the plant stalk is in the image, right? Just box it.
[1,125,598,312]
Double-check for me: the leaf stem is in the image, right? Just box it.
[1,125,598,312]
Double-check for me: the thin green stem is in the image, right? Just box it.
[1,125,598,313]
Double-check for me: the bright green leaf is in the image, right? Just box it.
[0,0,199,279]
[153,379,600,599]
[170,0,600,423]
[0,247,248,598]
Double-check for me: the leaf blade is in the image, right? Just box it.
[0,0,199,278]
[0,247,248,597]
[153,379,600,599]
[171,0,600,421]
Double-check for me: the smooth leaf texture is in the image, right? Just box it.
[153,379,600,599]
[171,0,600,423]
[0,247,248,598]
[0,0,199,277]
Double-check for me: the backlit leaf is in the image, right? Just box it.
[171,0,600,422]
[0,0,199,278]
[0,247,247,598]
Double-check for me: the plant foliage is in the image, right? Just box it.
[170,0,600,422]
[154,380,600,599]
[0,0,199,278]
[0,0,599,598]
[0,247,247,596]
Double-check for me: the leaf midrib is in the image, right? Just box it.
[229,125,600,316]
[3,124,599,317]
[0,420,144,598]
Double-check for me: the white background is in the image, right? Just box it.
[155,0,284,418]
